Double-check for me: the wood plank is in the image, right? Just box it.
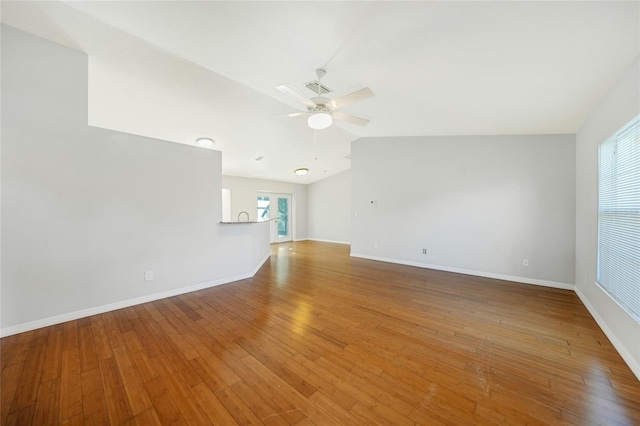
[98,357,134,424]
[214,385,263,425]
[143,377,187,425]
[59,413,84,426]
[32,378,60,425]
[59,348,83,422]
[77,324,99,373]
[149,354,210,424]
[191,382,238,425]
[1,360,24,425]
[132,408,162,426]
[80,368,109,425]
[41,330,64,383]
[4,405,35,426]
[121,330,158,384]
[6,339,46,414]
[230,380,289,425]
[1,332,33,372]
[238,352,334,424]
[61,321,79,352]
[112,345,153,415]
[234,355,306,424]
[101,311,126,351]
[90,317,113,361]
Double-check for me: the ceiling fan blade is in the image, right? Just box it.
[274,111,308,118]
[329,87,374,110]
[276,84,316,108]
[332,111,370,127]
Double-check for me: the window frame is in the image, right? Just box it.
[596,114,640,323]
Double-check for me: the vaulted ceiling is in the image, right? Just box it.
[2,1,639,183]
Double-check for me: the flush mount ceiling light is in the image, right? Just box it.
[307,112,332,130]
[294,168,309,176]
[196,137,214,148]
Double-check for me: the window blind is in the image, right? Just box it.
[597,114,640,322]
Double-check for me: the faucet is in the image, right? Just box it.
[237,211,249,222]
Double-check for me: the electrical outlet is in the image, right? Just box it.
[422,248,427,254]
[145,270,154,281]
[522,259,529,267]
[374,242,378,249]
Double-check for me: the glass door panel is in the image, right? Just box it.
[257,192,292,243]
[277,196,290,240]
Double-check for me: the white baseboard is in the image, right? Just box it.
[307,238,351,245]
[0,254,271,338]
[253,252,271,275]
[574,287,640,381]
[349,252,575,290]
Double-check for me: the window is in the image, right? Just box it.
[257,195,270,221]
[597,114,640,321]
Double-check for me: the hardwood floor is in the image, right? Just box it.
[2,241,639,425]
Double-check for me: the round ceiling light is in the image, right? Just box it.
[196,137,214,148]
[294,168,309,176]
[307,112,332,130]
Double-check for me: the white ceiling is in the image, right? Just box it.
[2,1,639,184]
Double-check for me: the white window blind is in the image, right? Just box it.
[597,114,640,322]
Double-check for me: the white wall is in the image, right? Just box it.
[351,134,576,288]
[307,170,351,244]
[575,56,640,379]
[1,25,270,335]
[222,175,308,240]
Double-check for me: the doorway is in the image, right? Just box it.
[257,192,293,243]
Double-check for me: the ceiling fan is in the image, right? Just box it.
[276,69,374,130]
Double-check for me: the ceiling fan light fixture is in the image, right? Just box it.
[294,167,309,176]
[308,112,332,130]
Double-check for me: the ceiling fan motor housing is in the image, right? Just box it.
[308,97,333,113]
